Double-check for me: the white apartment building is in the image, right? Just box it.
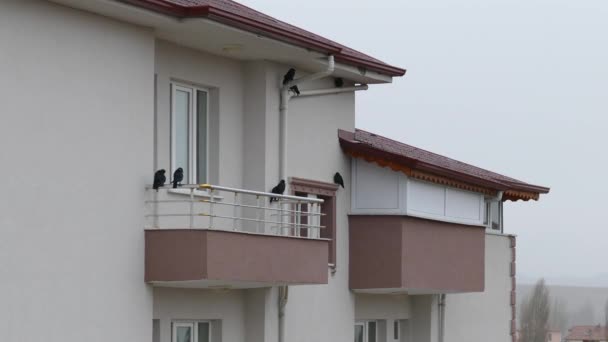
[0,1,549,342]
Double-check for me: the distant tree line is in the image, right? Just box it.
[520,279,608,342]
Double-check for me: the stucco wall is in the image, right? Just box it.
[355,294,411,320]
[153,288,246,342]
[0,1,155,341]
[443,233,513,342]
[155,39,244,188]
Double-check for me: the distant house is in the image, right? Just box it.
[515,329,562,342]
[548,329,563,342]
[565,325,608,342]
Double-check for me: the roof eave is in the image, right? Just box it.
[115,0,406,77]
[338,129,549,198]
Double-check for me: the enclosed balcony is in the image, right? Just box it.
[144,184,329,289]
[349,215,485,294]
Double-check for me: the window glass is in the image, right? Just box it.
[196,90,208,184]
[367,321,376,342]
[174,89,190,182]
[490,201,500,230]
[197,322,210,342]
[394,320,399,340]
[354,324,364,342]
[176,326,192,342]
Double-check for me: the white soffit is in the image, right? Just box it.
[49,0,393,84]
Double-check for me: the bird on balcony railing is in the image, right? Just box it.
[270,180,286,203]
[153,169,166,191]
[172,168,183,188]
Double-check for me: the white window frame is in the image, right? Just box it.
[172,320,212,342]
[171,83,210,185]
[354,320,378,342]
[484,200,503,232]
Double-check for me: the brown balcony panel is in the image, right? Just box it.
[349,216,485,294]
[146,229,329,288]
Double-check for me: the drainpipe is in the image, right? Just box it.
[278,286,289,342]
[277,55,368,342]
[438,294,446,342]
[277,56,334,342]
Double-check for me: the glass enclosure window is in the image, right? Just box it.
[171,84,209,184]
[484,200,503,231]
[490,201,501,230]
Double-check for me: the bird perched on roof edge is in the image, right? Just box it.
[172,167,183,189]
[270,180,286,203]
[153,169,166,192]
[334,172,345,188]
[334,77,344,88]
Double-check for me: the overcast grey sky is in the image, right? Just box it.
[240,0,608,284]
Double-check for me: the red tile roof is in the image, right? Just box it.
[339,129,550,200]
[566,326,608,341]
[118,0,406,76]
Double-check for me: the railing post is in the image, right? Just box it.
[310,203,316,239]
[295,202,301,237]
[209,189,214,229]
[233,192,238,231]
[257,195,263,233]
[189,188,194,228]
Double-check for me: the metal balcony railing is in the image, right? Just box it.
[145,184,325,238]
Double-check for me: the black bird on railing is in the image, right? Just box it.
[172,167,183,188]
[153,169,166,191]
[334,77,344,88]
[283,68,296,85]
[270,180,286,203]
[334,172,345,188]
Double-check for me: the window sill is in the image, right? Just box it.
[168,188,224,200]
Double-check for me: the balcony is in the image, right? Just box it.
[145,184,329,289]
[349,215,485,294]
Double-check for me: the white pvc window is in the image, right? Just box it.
[171,83,209,184]
[172,321,211,342]
[484,200,503,232]
[354,321,377,342]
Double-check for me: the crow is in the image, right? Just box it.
[270,180,286,203]
[289,85,300,96]
[283,68,296,85]
[334,77,344,88]
[172,167,183,188]
[334,172,345,188]
[153,169,166,191]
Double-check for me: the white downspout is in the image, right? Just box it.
[438,294,446,342]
